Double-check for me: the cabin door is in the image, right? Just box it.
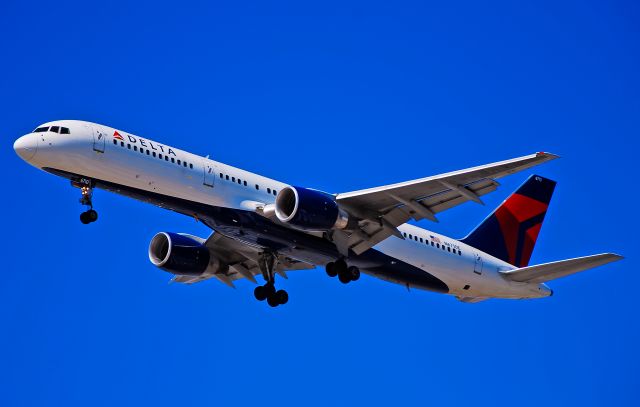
[473,253,483,275]
[91,125,106,153]
[203,160,215,187]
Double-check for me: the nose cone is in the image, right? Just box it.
[14,134,37,161]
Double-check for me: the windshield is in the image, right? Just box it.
[32,126,70,134]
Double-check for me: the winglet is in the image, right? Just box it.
[536,151,560,160]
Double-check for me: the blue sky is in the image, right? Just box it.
[2,1,638,405]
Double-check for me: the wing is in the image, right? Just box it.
[171,232,315,286]
[499,253,623,283]
[334,152,558,255]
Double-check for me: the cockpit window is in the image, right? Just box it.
[34,127,49,133]
[50,126,60,133]
[60,127,70,134]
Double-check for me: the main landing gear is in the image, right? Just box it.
[253,251,289,307]
[72,178,98,224]
[325,258,360,284]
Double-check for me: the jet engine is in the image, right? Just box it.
[148,232,212,276]
[275,186,351,231]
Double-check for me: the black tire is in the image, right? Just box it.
[335,258,348,273]
[80,212,90,224]
[264,283,276,297]
[87,209,98,222]
[276,290,288,305]
[348,266,360,281]
[267,294,280,307]
[254,285,267,301]
[338,271,351,284]
[326,262,337,277]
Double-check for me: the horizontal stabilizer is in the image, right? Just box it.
[500,253,623,283]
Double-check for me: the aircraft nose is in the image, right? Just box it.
[13,134,38,161]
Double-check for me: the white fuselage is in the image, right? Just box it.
[14,120,551,300]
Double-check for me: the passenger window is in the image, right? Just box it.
[113,139,117,145]
[146,150,150,155]
[134,146,138,151]
[121,141,124,147]
[183,161,187,167]
[408,234,412,239]
[159,154,162,159]
[171,157,175,163]
[419,238,423,243]
[458,250,462,256]
[34,127,49,133]
[50,126,60,133]
[267,188,271,194]
[403,232,407,237]
[165,156,169,161]
[128,144,131,149]
[447,247,451,252]
[152,152,156,157]
[232,177,235,182]
[177,160,181,165]
[220,173,223,178]
[226,175,229,180]
[60,127,70,134]
[255,184,259,190]
[436,243,440,248]
[273,190,277,195]
[190,163,193,169]
[244,181,247,186]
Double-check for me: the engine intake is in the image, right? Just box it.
[149,232,210,276]
[275,186,349,231]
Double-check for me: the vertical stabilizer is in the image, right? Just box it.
[460,175,556,267]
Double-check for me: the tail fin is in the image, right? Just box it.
[460,175,556,267]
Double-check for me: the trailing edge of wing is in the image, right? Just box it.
[334,152,559,255]
[500,253,623,283]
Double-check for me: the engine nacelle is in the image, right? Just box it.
[275,186,350,231]
[148,232,210,276]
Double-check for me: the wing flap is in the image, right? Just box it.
[500,253,623,283]
[335,152,557,255]
[171,232,315,286]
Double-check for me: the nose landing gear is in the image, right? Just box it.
[326,259,360,284]
[72,178,98,224]
[253,252,289,307]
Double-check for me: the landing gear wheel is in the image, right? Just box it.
[326,262,338,277]
[257,252,290,307]
[80,212,91,224]
[348,266,360,281]
[335,258,347,273]
[275,290,288,305]
[80,209,98,224]
[267,294,280,307]
[338,272,352,284]
[254,285,268,301]
[86,209,98,222]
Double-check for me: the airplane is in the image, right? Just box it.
[13,120,623,306]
